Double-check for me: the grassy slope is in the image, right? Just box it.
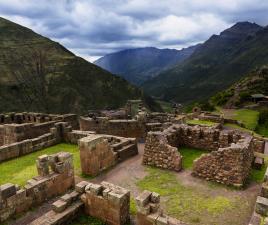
[0,17,144,114]
[232,109,259,130]
[0,143,80,186]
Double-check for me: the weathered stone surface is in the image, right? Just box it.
[52,199,67,213]
[0,183,16,200]
[256,196,268,216]
[79,134,137,176]
[81,181,130,225]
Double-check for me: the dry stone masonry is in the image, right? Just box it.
[0,152,74,222]
[79,134,138,176]
[143,123,262,187]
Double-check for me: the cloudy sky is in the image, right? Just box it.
[0,0,268,62]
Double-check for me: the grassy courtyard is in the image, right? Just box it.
[136,167,253,225]
[186,119,217,126]
[0,143,80,186]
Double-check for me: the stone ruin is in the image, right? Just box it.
[0,113,78,163]
[249,167,268,225]
[25,178,187,225]
[143,123,265,187]
[0,152,74,222]
[79,134,138,176]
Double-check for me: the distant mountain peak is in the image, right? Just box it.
[220,21,262,36]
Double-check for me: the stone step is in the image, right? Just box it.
[117,143,138,162]
[111,140,132,151]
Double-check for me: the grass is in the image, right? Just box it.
[130,196,137,215]
[137,167,242,224]
[186,119,217,126]
[0,143,80,186]
[232,109,259,130]
[250,154,268,183]
[179,147,208,169]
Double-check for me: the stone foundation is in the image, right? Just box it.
[143,124,260,186]
[0,152,74,222]
[79,134,138,176]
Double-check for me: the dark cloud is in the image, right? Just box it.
[0,0,267,61]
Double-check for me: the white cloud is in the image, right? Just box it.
[0,0,267,60]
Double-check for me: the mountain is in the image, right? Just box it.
[94,45,200,85]
[0,17,158,114]
[143,22,268,104]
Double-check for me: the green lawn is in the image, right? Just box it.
[186,119,217,126]
[179,147,208,169]
[0,143,80,186]
[232,109,259,130]
[137,167,244,225]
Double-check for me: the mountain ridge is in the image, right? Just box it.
[142,21,268,104]
[94,44,200,85]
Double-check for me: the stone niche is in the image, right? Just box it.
[143,124,259,187]
[78,134,138,176]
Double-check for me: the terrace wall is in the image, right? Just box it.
[0,152,75,223]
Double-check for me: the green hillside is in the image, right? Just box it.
[0,17,153,114]
[143,22,268,104]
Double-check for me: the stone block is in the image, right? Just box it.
[60,194,72,205]
[75,181,89,193]
[0,183,16,200]
[256,196,268,216]
[52,199,67,213]
[69,191,79,201]
[151,192,160,203]
[136,190,152,207]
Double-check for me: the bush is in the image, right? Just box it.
[211,90,233,106]
[259,109,268,125]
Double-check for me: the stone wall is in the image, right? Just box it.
[79,134,138,176]
[143,132,182,171]
[0,112,78,126]
[136,190,187,225]
[0,122,71,163]
[249,167,268,225]
[81,181,130,225]
[80,116,146,138]
[2,121,57,145]
[0,125,3,146]
[192,136,254,187]
[143,124,258,187]
[0,152,75,223]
